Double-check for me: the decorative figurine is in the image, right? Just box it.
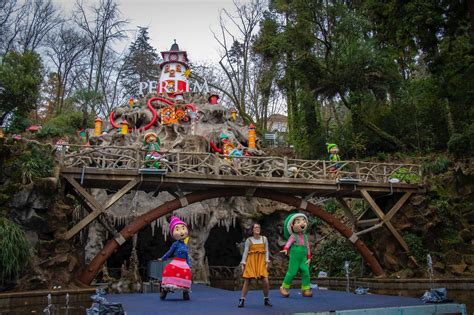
[327,143,341,173]
[159,216,192,300]
[143,132,163,168]
[279,212,313,298]
[238,223,272,308]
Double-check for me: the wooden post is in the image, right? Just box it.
[323,160,327,177]
[177,152,181,173]
[135,147,141,168]
[360,189,410,252]
[283,156,288,177]
[63,176,140,240]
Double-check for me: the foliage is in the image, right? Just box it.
[314,237,359,277]
[391,167,420,184]
[121,27,161,97]
[15,142,54,183]
[35,110,89,138]
[0,50,43,126]
[403,232,429,264]
[0,217,30,284]
[432,197,451,227]
[6,114,31,134]
[447,133,472,158]
[422,155,451,175]
[255,0,473,156]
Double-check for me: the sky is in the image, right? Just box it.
[53,0,255,63]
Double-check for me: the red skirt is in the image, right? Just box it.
[161,258,192,290]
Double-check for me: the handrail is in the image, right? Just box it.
[59,145,422,184]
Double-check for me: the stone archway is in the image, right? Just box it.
[78,188,385,285]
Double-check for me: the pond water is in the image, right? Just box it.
[368,288,473,315]
[0,304,87,315]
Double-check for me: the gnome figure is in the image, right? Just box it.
[279,212,313,298]
[143,131,163,168]
[326,143,341,172]
[159,216,192,300]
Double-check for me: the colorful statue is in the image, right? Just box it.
[209,133,236,159]
[159,216,192,300]
[143,132,163,168]
[327,143,341,172]
[220,133,237,159]
[238,223,272,308]
[280,212,313,298]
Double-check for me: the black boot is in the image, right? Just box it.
[160,289,167,300]
[264,297,272,307]
[238,298,245,308]
[183,291,190,300]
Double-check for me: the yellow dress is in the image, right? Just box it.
[242,240,269,279]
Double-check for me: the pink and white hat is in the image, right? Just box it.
[169,216,187,235]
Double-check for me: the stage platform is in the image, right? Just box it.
[106,284,466,315]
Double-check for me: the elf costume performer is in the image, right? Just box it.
[279,212,313,298]
[159,216,192,300]
[143,131,162,168]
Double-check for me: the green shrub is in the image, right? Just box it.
[6,114,31,133]
[432,197,450,226]
[323,198,338,213]
[391,167,420,184]
[35,111,92,138]
[314,237,359,277]
[15,142,53,183]
[447,133,471,157]
[0,217,30,283]
[403,232,428,263]
[422,155,451,175]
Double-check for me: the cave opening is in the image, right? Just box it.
[204,224,243,267]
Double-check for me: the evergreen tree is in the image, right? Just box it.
[121,27,160,97]
[0,50,43,126]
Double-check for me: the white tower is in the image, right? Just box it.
[158,40,190,94]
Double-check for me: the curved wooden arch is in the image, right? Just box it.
[78,188,384,284]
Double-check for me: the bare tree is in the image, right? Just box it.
[0,0,23,54]
[73,0,128,125]
[212,0,281,129]
[17,0,62,52]
[98,47,127,116]
[212,0,264,123]
[45,26,88,113]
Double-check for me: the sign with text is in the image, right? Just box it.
[139,79,210,95]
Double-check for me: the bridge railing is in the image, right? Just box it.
[60,145,422,184]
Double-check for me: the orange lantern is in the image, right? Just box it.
[94,117,103,136]
[121,120,129,135]
[128,97,134,107]
[248,123,256,149]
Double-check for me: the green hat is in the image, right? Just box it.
[326,143,337,152]
[283,212,308,240]
[220,132,228,140]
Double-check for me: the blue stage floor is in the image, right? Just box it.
[105,284,462,315]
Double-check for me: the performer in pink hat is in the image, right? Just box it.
[159,216,192,300]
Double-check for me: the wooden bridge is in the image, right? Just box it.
[58,145,424,285]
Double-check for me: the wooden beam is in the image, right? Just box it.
[360,189,410,252]
[69,189,118,236]
[357,218,380,227]
[385,192,412,222]
[336,198,357,225]
[63,176,140,240]
[356,222,384,236]
[360,190,386,220]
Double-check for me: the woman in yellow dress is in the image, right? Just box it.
[238,223,272,308]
